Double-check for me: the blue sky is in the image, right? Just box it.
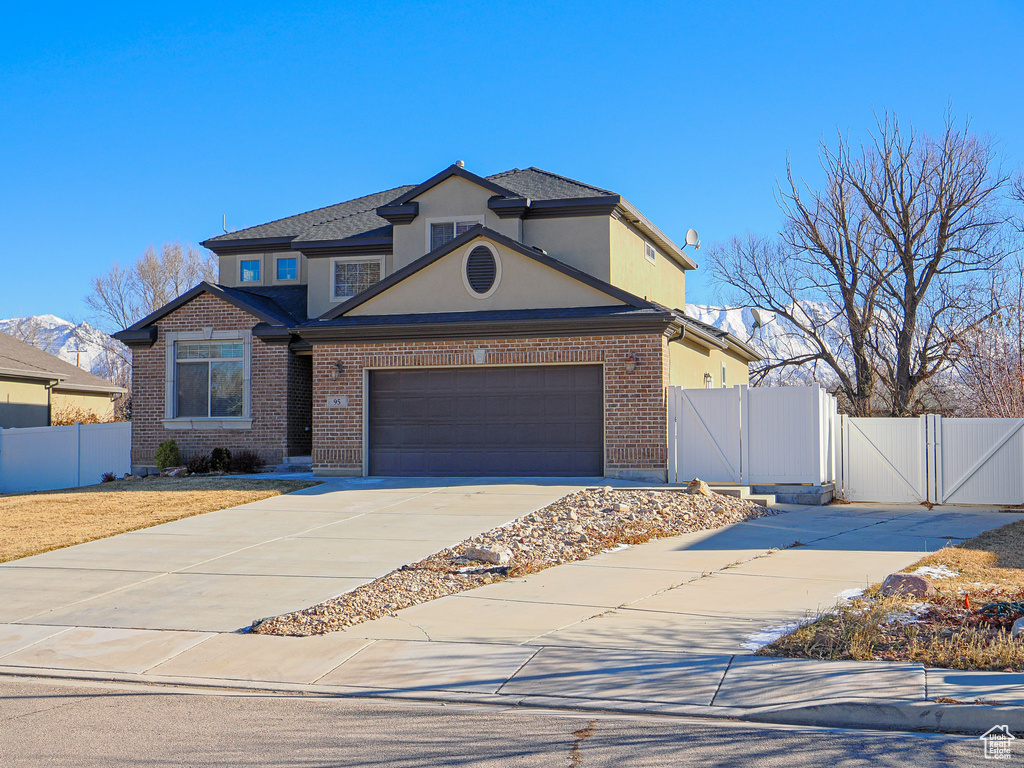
[1,1,1022,327]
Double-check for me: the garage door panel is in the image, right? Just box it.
[368,365,603,477]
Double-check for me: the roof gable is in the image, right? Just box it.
[320,226,654,320]
[117,282,298,335]
[385,165,519,208]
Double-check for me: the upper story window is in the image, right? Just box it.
[333,256,383,300]
[276,257,298,281]
[175,341,244,418]
[429,218,483,251]
[644,242,657,264]
[240,259,261,282]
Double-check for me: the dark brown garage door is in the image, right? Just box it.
[368,365,603,476]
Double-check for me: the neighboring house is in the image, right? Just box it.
[0,331,126,428]
[116,164,758,480]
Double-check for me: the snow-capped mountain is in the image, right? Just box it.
[685,304,840,384]
[0,315,128,378]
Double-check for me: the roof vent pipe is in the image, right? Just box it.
[455,160,465,168]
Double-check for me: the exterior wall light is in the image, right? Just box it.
[704,372,713,388]
[624,353,640,373]
[331,360,346,380]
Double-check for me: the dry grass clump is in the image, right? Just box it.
[0,477,319,562]
[761,517,1024,671]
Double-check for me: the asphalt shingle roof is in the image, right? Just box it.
[219,285,308,325]
[204,185,415,244]
[204,168,618,247]
[0,331,124,392]
[487,167,616,200]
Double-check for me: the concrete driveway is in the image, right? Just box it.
[0,478,583,633]
[3,488,1024,721]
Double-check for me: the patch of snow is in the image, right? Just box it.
[912,565,959,579]
[601,543,630,554]
[884,602,930,626]
[742,620,811,651]
[836,588,865,603]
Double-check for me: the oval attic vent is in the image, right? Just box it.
[465,246,497,294]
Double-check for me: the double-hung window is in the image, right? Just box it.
[332,257,383,301]
[175,341,244,418]
[429,219,481,251]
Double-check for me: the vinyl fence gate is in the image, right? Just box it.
[841,415,1024,505]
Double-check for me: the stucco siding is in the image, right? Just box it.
[219,251,307,289]
[522,215,612,281]
[609,217,686,308]
[307,253,395,319]
[669,339,750,389]
[391,177,521,271]
[346,238,625,316]
[0,377,50,427]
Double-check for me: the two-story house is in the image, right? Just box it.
[115,164,758,480]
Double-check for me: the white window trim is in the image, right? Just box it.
[162,329,253,430]
[644,241,657,265]
[239,257,262,283]
[330,255,385,302]
[425,215,485,252]
[461,242,502,299]
[721,363,727,388]
[274,255,300,284]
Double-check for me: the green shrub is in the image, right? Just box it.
[155,439,182,470]
[210,447,232,472]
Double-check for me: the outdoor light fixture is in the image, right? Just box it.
[704,372,713,387]
[331,360,346,380]
[624,353,640,373]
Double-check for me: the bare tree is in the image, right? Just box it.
[711,112,1015,415]
[86,242,217,332]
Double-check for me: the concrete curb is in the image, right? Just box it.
[742,699,1024,734]
[2,665,1018,734]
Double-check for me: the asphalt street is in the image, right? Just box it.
[0,677,988,767]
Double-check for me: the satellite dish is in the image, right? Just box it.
[750,308,764,328]
[685,229,701,249]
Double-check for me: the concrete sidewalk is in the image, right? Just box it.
[2,632,1023,734]
[2,495,1023,732]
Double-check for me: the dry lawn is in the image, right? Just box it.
[0,476,320,563]
[761,516,1024,672]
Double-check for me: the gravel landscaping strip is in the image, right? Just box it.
[251,485,775,636]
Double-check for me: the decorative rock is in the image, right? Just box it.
[465,545,512,565]
[160,466,187,477]
[880,573,936,598]
[1012,618,1024,640]
[686,478,713,496]
[610,503,631,513]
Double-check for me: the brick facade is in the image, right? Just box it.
[311,333,670,480]
[130,293,310,467]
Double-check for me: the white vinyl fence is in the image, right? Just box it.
[841,415,1024,505]
[667,384,838,486]
[0,422,131,495]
